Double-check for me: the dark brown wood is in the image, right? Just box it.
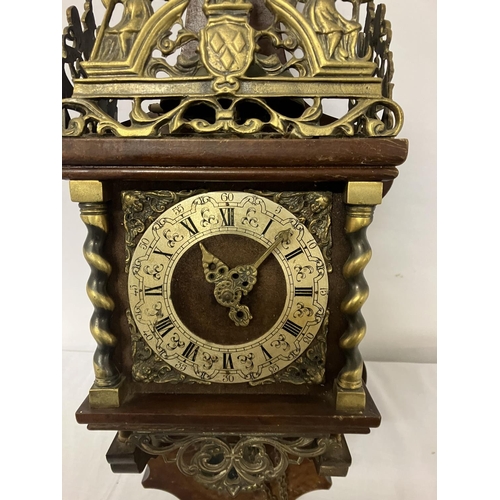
[106,432,153,474]
[76,384,380,435]
[62,164,400,182]
[142,456,332,500]
[62,137,408,166]
[62,137,408,181]
[314,435,352,477]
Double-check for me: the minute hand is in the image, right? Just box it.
[253,229,292,269]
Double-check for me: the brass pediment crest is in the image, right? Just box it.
[62,0,403,138]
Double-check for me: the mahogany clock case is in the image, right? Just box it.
[63,136,407,437]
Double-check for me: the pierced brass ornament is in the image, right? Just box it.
[62,0,403,138]
[126,432,337,498]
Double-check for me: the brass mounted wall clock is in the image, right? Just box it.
[127,190,329,385]
[62,0,409,498]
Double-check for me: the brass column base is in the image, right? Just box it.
[334,381,366,412]
[89,376,126,408]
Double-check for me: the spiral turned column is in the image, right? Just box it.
[335,182,383,412]
[69,181,125,408]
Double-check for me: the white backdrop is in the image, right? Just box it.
[62,0,437,363]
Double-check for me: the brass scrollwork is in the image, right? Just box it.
[122,189,203,272]
[251,310,328,386]
[127,433,330,497]
[251,191,333,272]
[62,0,403,138]
[127,309,208,384]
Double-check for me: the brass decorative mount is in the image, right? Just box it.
[62,0,403,138]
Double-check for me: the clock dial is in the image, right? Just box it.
[128,192,329,383]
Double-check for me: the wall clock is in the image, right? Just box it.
[62,0,409,498]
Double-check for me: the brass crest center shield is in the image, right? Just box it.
[200,4,255,92]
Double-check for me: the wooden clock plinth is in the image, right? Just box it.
[76,389,381,434]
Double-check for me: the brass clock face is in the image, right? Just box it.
[128,191,329,383]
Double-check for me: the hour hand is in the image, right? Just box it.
[199,243,255,327]
[199,243,229,283]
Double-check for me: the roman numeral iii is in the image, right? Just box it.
[295,287,313,297]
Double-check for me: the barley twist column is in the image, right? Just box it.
[335,182,382,412]
[70,180,125,408]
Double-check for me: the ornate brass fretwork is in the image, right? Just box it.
[122,189,203,272]
[62,0,403,138]
[251,190,333,272]
[127,309,209,384]
[250,309,328,386]
[127,433,332,497]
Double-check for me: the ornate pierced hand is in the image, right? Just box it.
[199,229,291,327]
[199,243,255,326]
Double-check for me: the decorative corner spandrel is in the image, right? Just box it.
[62,0,403,138]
